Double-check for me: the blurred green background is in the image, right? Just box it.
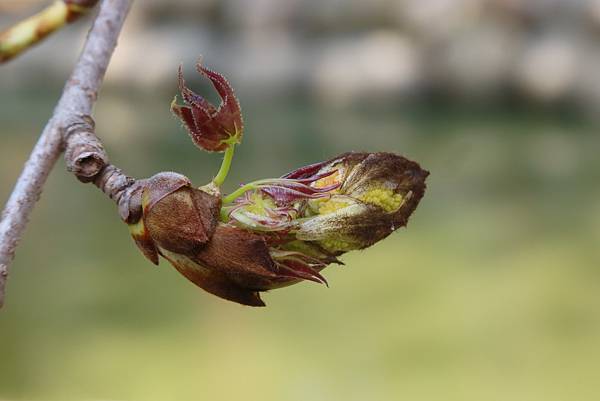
[2,1,600,401]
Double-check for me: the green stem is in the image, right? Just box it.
[222,177,297,204]
[213,144,235,187]
[220,206,232,222]
[222,182,257,204]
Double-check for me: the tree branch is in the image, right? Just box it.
[0,0,133,308]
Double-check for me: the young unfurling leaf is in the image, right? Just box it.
[171,61,243,152]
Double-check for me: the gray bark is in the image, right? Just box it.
[0,0,133,308]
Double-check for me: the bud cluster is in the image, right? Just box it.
[123,61,429,306]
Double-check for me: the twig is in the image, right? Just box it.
[0,0,100,63]
[0,0,132,308]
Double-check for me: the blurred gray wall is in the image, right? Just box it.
[2,0,600,112]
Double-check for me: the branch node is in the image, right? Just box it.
[63,115,109,182]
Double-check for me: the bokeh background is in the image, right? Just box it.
[1,0,600,400]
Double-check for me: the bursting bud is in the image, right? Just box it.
[228,152,429,254]
[123,172,334,306]
[293,152,428,252]
[123,62,429,307]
